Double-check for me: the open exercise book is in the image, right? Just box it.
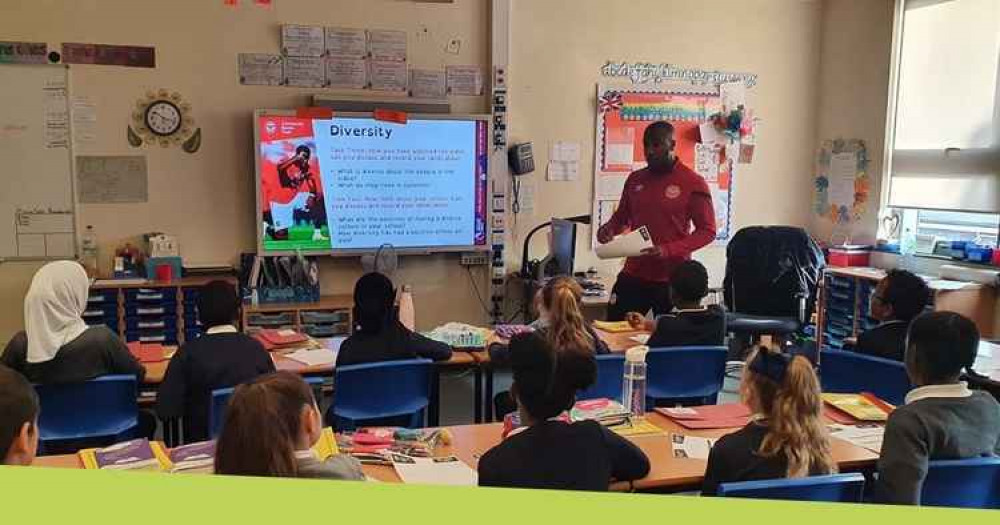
[389,454,478,486]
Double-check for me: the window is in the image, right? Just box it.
[883,0,1000,245]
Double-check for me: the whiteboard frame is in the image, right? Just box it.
[0,63,77,263]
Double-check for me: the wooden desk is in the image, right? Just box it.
[32,412,879,492]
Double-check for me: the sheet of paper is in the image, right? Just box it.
[408,69,446,99]
[695,143,719,180]
[699,122,724,146]
[550,141,581,163]
[324,28,367,58]
[670,434,717,460]
[15,210,73,235]
[719,81,746,110]
[446,65,483,96]
[629,333,650,344]
[325,56,367,89]
[15,234,45,257]
[606,143,633,166]
[829,424,884,453]
[598,175,627,199]
[45,233,75,257]
[281,25,325,57]
[597,200,619,227]
[926,279,976,291]
[828,152,857,205]
[43,78,69,149]
[283,56,326,88]
[546,161,579,181]
[71,96,97,146]
[391,455,478,486]
[596,226,653,259]
[285,348,336,367]
[368,60,408,92]
[238,53,283,86]
[76,156,148,203]
[367,30,407,62]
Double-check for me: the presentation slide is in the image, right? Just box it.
[257,114,487,253]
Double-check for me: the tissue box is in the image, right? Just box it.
[147,234,179,258]
[146,257,183,280]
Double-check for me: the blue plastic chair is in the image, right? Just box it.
[820,349,911,406]
[577,353,625,402]
[645,346,728,407]
[718,473,866,502]
[326,359,432,431]
[921,457,1000,509]
[34,375,139,446]
[210,376,325,439]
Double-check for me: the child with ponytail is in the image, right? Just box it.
[491,277,609,417]
[214,372,364,480]
[702,346,835,495]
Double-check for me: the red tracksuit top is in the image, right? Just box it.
[601,161,717,283]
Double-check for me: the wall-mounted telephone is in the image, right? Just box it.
[508,142,534,175]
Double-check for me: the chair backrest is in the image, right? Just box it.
[645,346,728,401]
[35,375,138,442]
[718,473,866,502]
[209,387,236,439]
[210,376,324,439]
[332,359,432,422]
[577,353,625,402]
[921,457,1000,509]
[820,349,911,406]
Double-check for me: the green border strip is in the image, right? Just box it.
[3,466,985,525]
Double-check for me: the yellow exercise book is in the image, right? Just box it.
[822,393,892,422]
[607,417,666,437]
[79,439,172,471]
[593,320,635,333]
[313,427,340,460]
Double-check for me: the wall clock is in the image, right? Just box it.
[127,89,202,153]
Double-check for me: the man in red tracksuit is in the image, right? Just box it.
[597,121,717,321]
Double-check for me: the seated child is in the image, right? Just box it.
[626,260,725,347]
[855,269,929,361]
[490,277,609,417]
[876,312,1000,504]
[0,364,39,466]
[478,332,650,491]
[702,346,836,495]
[214,371,364,480]
[337,273,452,366]
[157,280,276,443]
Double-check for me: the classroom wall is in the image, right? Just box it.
[506,0,825,290]
[810,0,895,245]
[0,0,491,343]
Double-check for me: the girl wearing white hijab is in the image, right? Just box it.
[2,261,144,384]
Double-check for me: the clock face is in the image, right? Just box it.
[144,101,183,136]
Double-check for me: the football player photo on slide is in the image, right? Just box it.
[259,138,331,251]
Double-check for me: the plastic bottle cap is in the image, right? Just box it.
[625,345,648,363]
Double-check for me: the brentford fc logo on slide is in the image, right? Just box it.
[665,185,681,199]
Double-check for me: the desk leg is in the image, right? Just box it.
[429,367,441,427]
[484,366,494,423]
[474,365,483,424]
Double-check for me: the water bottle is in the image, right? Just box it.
[80,225,99,277]
[622,346,648,417]
[398,284,415,331]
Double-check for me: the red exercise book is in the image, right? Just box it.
[127,342,167,363]
[655,404,752,430]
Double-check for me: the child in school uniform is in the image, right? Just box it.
[876,312,1000,505]
[157,280,276,443]
[1,261,146,384]
[701,346,836,495]
[478,332,650,491]
[336,272,452,366]
[490,277,609,417]
[214,371,364,480]
[0,365,39,466]
[853,269,930,361]
[625,260,725,347]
